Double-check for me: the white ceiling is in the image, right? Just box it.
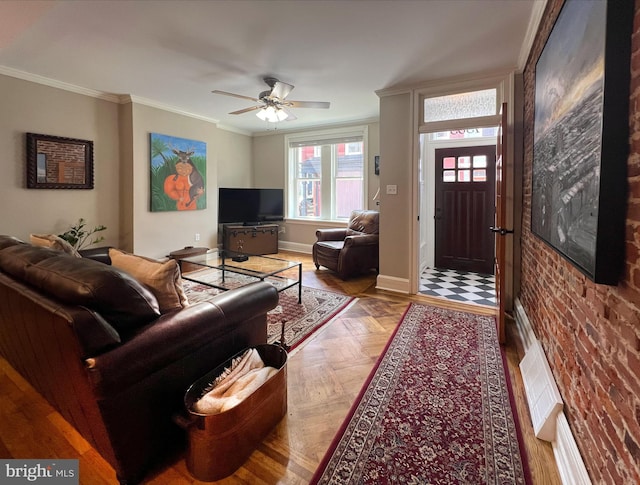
[0,0,542,135]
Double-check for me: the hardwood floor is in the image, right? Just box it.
[0,251,561,484]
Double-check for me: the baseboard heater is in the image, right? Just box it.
[519,339,564,442]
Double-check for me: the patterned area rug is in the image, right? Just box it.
[182,279,354,350]
[311,303,530,484]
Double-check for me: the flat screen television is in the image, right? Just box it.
[218,188,284,225]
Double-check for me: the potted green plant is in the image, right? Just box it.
[59,218,107,250]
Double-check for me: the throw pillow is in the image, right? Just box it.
[109,248,189,313]
[30,234,81,258]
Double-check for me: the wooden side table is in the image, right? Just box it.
[168,246,209,273]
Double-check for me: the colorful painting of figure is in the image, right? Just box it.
[150,133,206,212]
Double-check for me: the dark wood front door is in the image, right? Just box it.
[435,145,496,274]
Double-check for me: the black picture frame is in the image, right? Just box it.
[26,133,94,189]
[531,0,632,285]
[374,155,380,175]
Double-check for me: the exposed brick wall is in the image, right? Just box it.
[520,0,640,483]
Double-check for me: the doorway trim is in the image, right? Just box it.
[410,73,516,309]
[421,134,497,271]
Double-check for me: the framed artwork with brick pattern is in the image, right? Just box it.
[531,0,633,285]
[26,133,94,189]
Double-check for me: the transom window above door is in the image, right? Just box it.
[423,88,497,123]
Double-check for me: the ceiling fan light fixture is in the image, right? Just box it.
[213,77,327,124]
[256,106,288,122]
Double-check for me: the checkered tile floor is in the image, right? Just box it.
[419,268,496,307]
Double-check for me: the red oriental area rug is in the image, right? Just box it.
[183,280,354,350]
[311,303,531,485]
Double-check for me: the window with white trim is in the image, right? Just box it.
[286,127,367,221]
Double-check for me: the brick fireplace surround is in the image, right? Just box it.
[519,0,640,482]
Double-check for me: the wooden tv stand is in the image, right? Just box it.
[222,224,279,255]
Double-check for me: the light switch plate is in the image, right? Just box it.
[386,184,398,195]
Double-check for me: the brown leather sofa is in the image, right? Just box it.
[0,236,279,484]
[312,210,379,280]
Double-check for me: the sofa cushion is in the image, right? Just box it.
[0,235,27,251]
[30,233,82,258]
[109,248,188,313]
[0,244,61,281]
[0,245,160,333]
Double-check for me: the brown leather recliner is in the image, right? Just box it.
[312,210,379,280]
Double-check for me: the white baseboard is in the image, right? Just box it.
[553,413,592,485]
[278,241,312,254]
[513,298,591,485]
[514,299,538,352]
[375,274,410,294]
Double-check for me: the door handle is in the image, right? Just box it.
[489,226,514,236]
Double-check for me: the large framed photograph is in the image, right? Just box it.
[531,0,632,285]
[26,133,94,189]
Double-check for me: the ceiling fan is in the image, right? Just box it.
[211,77,330,122]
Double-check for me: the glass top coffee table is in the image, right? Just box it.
[180,249,302,303]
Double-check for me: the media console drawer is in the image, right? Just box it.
[223,224,278,255]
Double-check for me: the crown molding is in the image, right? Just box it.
[517,0,548,73]
[0,65,375,137]
[0,66,230,130]
[215,123,252,136]
[122,94,221,125]
[0,65,121,102]
[251,116,379,138]
[376,68,514,98]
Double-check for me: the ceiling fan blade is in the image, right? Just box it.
[270,81,294,100]
[229,106,262,115]
[212,90,259,102]
[282,108,297,121]
[287,100,330,109]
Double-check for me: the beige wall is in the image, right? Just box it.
[128,103,218,258]
[377,93,413,285]
[217,129,253,188]
[1,72,378,259]
[0,74,253,258]
[0,74,121,247]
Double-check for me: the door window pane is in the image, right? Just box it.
[473,155,487,168]
[458,170,471,182]
[473,169,487,182]
[443,157,456,169]
[458,156,471,169]
[443,170,456,182]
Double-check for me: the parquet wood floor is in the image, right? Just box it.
[0,251,561,484]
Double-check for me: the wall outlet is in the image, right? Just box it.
[386,184,398,195]
[195,233,200,242]
[281,225,286,234]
